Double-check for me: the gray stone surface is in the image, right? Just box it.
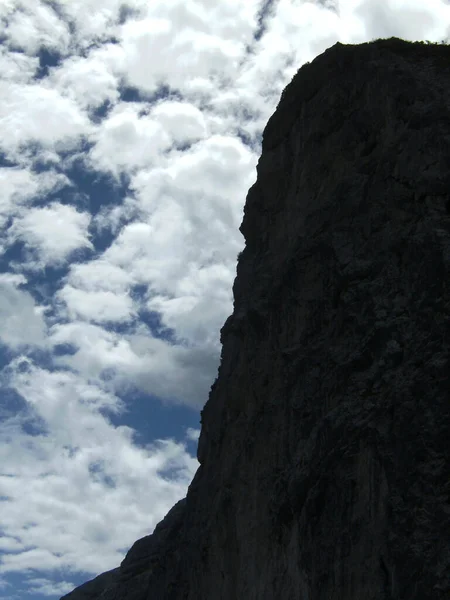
[62,37,450,600]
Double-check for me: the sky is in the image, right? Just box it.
[0,0,449,598]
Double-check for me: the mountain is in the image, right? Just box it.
[61,37,450,600]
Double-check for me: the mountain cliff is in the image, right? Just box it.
[62,37,450,600]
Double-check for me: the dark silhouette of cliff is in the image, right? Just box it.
[62,37,450,600]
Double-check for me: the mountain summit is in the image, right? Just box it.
[62,37,450,600]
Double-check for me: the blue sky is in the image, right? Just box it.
[0,1,449,598]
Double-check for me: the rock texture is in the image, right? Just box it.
[62,37,450,600]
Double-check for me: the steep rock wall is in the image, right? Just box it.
[62,37,450,600]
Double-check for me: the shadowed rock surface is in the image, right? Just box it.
[62,37,450,600]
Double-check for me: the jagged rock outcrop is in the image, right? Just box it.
[62,37,450,600]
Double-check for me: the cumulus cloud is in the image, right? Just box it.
[0,274,46,349]
[66,259,134,294]
[24,578,75,598]
[58,286,135,323]
[150,101,208,145]
[185,427,200,442]
[123,331,221,405]
[47,319,218,407]
[354,0,449,41]
[0,46,39,84]
[8,202,93,268]
[0,359,197,577]
[48,321,139,379]
[0,82,92,162]
[0,1,71,56]
[117,4,255,95]
[48,54,120,110]
[0,168,69,234]
[88,103,173,175]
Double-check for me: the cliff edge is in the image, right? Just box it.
[62,37,450,600]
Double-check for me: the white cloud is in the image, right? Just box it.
[1,1,71,56]
[354,0,449,41]
[0,81,92,162]
[146,261,235,347]
[88,104,172,175]
[8,202,93,267]
[48,54,120,110]
[0,274,46,349]
[25,577,75,597]
[185,427,200,442]
[118,15,241,94]
[101,214,206,294]
[0,537,24,553]
[0,46,39,83]
[48,321,138,379]
[47,319,218,407]
[150,101,208,146]
[58,286,135,323]
[52,0,147,49]
[123,330,220,406]
[165,135,256,201]
[91,194,140,239]
[57,260,136,323]
[0,360,198,576]
[67,259,134,294]
[102,133,255,292]
[0,168,70,235]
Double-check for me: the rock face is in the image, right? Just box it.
[62,37,450,600]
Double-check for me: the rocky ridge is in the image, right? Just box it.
[62,37,450,600]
